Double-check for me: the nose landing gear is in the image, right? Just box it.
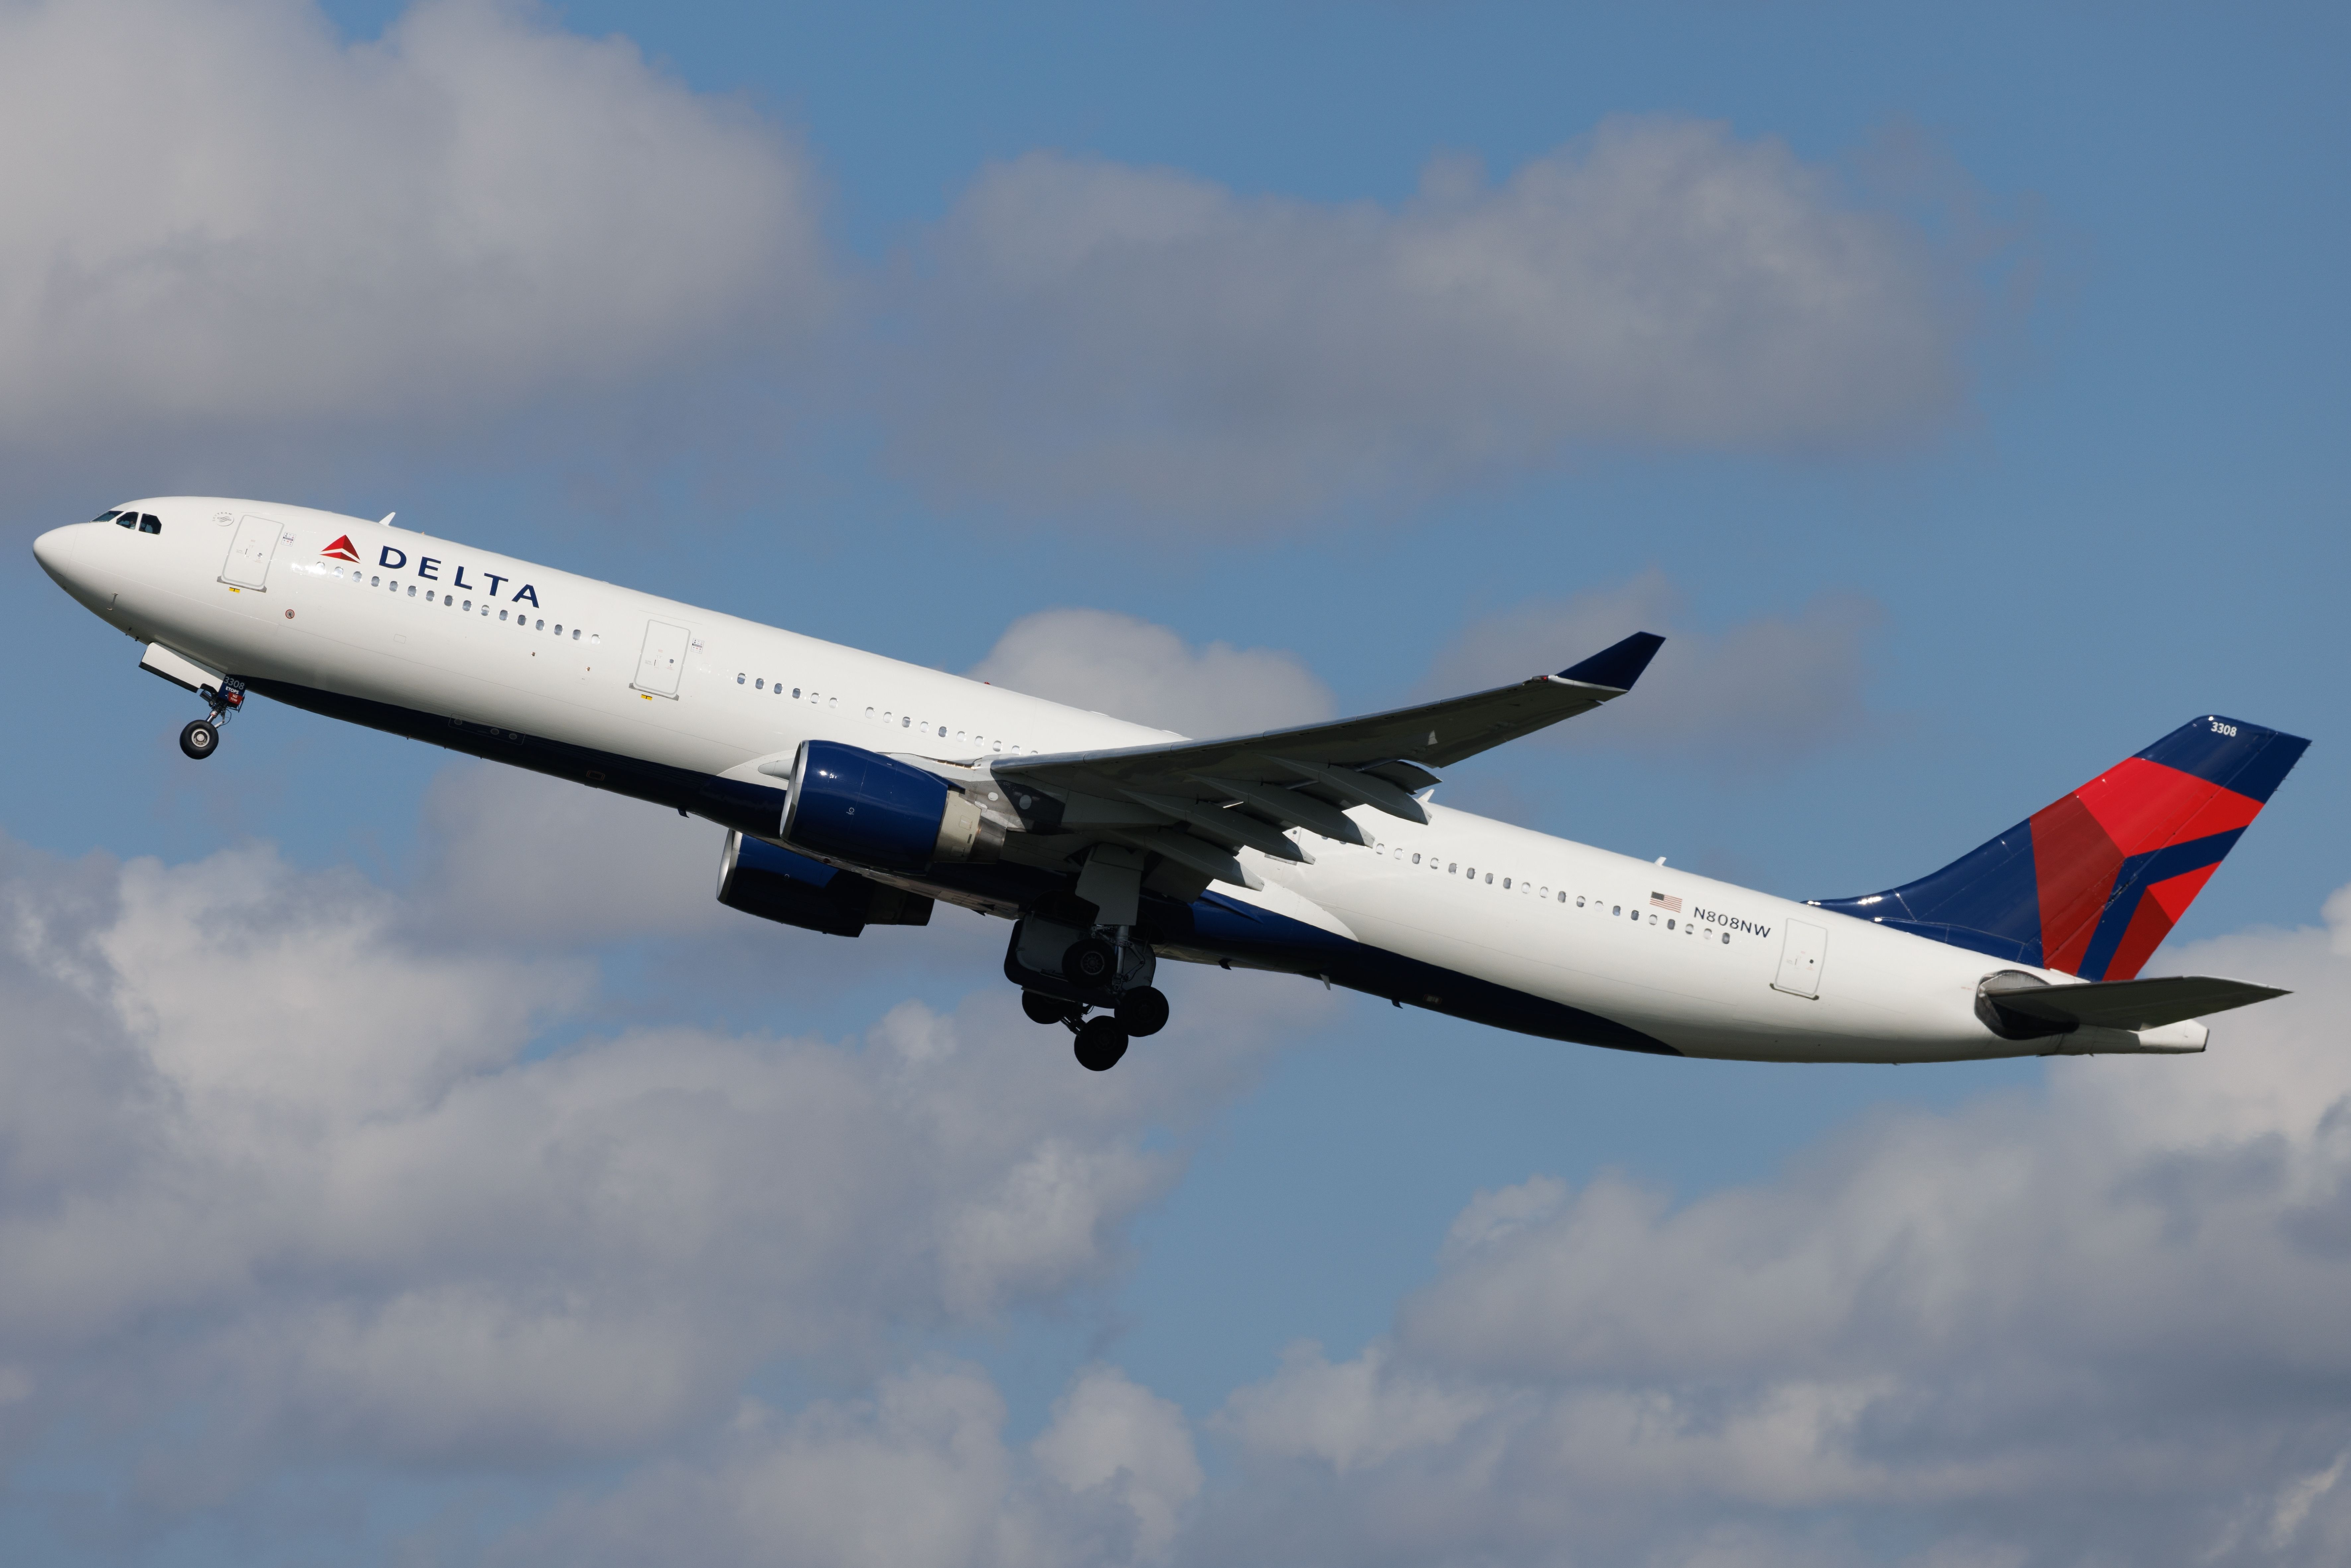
[178,678,246,761]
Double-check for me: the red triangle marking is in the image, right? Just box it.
[321,534,361,562]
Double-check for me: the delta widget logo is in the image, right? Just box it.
[320,535,361,563]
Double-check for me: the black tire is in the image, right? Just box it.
[1073,1017,1129,1072]
[1020,990,1069,1027]
[1062,937,1119,991]
[179,720,219,760]
[1115,985,1169,1037]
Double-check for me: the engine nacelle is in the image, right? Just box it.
[717,830,932,938]
[780,740,1003,869]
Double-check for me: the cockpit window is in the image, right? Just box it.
[114,512,135,528]
[93,508,122,523]
[138,514,162,534]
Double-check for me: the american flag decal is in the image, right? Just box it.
[1650,891,1681,912]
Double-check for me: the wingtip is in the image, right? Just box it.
[1556,631,1666,691]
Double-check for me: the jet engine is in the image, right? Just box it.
[780,740,1003,869]
[717,830,932,938]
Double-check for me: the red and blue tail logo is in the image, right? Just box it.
[1812,716,2308,979]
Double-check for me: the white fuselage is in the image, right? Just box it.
[33,498,2205,1064]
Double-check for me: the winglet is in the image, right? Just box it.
[1556,632,1665,691]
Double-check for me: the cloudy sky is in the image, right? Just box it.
[3,2,2347,1563]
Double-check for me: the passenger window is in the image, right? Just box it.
[792,688,801,698]
[1485,873,1494,885]
[1447,863,1457,874]
[139,514,162,534]
[1411,853,1421,865]
[1667,919,1675,930]
[1722,933,1729,945]
[937,726,946,738]
[370,576,380,587]
[737,674,746,685]
[1611,905,1620,915]
[407,585,416,597]
[462,600,472,611]
[902,715,911,728]
[1503,878,1511,889]
[755,678,764,690]
[499,609,508,621]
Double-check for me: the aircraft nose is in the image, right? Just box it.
[32,524,80,583]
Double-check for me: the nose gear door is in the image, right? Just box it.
[219,514,285,590]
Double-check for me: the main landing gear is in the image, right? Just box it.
[1005,873,1170,1073]
[1021,984,1169,1072]
[178,679,246,761]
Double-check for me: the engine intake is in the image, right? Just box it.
[780,740,1003,869]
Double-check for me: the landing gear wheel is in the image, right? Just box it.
[1073,1016,1130,1072]
[1114,986,1169,1037]
[1063,937,1119,991]
[179,720,219,760]
[1021,990,1071,1027]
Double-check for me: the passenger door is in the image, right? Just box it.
[632,619,691,697]
[219,514,284,590]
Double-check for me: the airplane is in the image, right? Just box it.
[33,499,2309,1072]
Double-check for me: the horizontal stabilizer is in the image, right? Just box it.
[1980,971,2286,1033]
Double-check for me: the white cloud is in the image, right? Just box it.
[966,608,1335,738]
[0,829,1320,1491]
[12,792,2347,1568]
[0,0,829,457]
[889,119,1979,521]
[411,757,739,946]
[1032,1365,1203,1559]
[508,1362,1202,1568]
[1420,569,1882,763]
[1193,891,2351,1566]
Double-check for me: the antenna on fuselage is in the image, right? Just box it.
[378,512,396,527]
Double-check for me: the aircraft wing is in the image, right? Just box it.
[990,632,1663,891]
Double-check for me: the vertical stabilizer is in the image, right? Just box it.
[1812,717,2307,979]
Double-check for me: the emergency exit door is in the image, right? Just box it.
[1773,920,1827,999]
[632,619,691,697]
[219,514,284,590]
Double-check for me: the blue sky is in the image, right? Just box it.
[2,3,2348,1564]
